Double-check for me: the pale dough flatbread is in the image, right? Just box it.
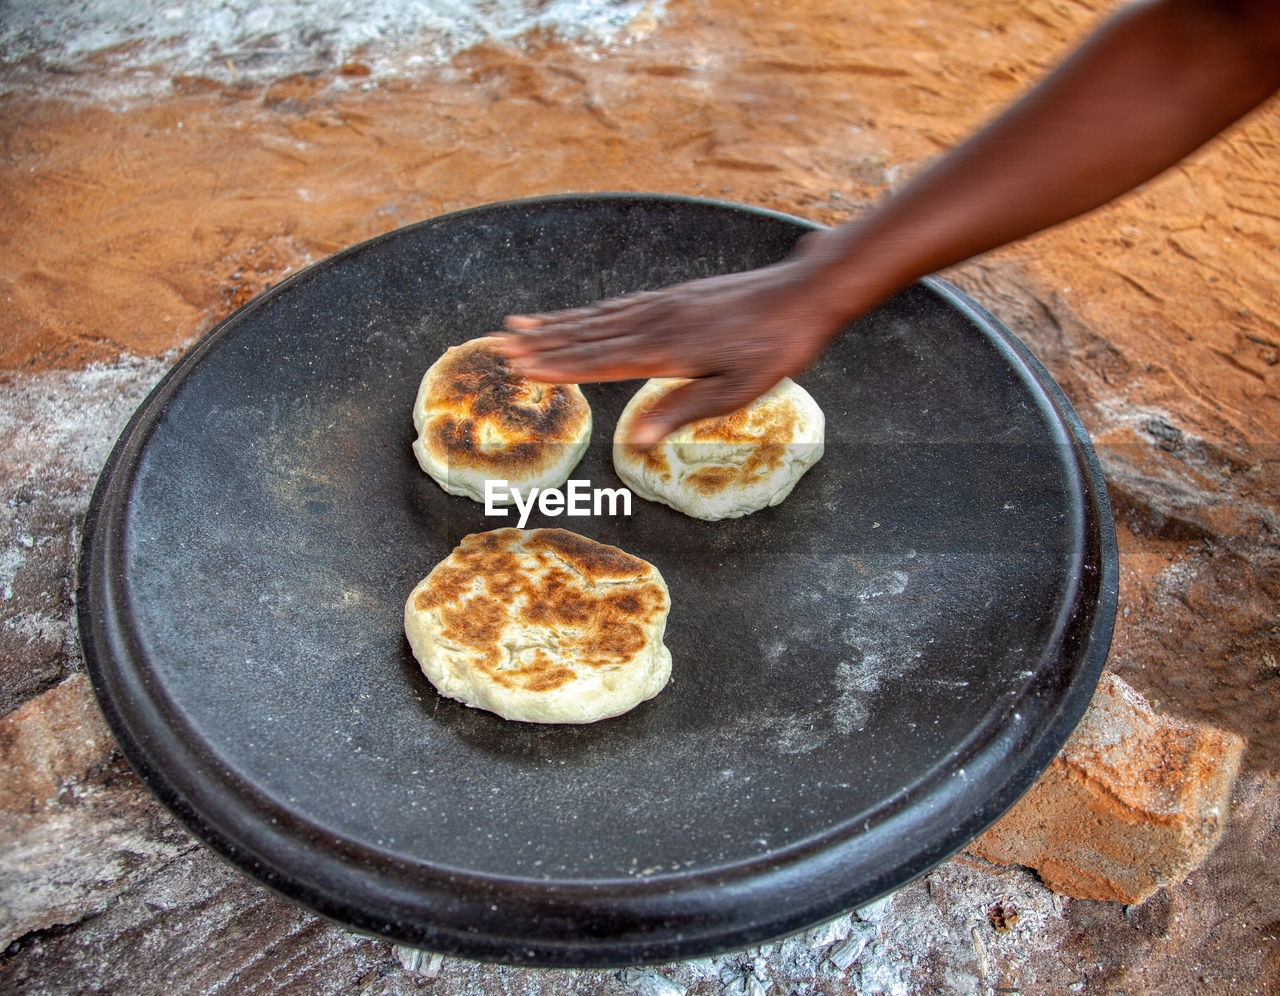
[613,378,825,520]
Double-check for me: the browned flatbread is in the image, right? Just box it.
[404,528,672,723]
[412,337,592,501]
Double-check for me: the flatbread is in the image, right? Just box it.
[613,377,825,520]
[412,336,592,503]
[404,528,672,723]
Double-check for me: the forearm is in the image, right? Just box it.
[802,0,1280,320]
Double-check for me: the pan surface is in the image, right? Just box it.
[78,194,1117,966]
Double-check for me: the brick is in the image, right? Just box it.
[969,672,1243,903]
[0,674,197,948]
[0,672,114,815]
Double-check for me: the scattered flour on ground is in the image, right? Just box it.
[0,355,173,485]
[0,356,171,660]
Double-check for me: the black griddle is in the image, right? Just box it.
[78,194,1117,966]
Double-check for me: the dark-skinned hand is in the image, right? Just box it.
[495,238,855,446]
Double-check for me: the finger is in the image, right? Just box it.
[628,375,779,444]
[490,332,534,357]
[503,291,661,331]
[494,326,599,358]
[494,317,639,359]
[501,314,633,348]
[500,316,632,348]
[507,335,667,383]
[504,309,595,329]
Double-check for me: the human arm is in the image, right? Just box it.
[497,0,1280,444]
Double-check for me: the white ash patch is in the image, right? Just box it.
[0,777,199,949]
[3,610,66,648]
[1089,387,1279,548]
[0,531,30,602]
[1090,395,1191,453]
[873,860,1069,992]
[617,967,686,996]
[1091,390,1267,478]
[381,862,1068,994]
[1154,558,1199,602]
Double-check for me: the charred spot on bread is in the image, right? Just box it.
[415,529,663,671]
[437,343,580,437]
[412,337,592,498]
[526,528,651,582]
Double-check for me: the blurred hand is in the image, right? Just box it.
[494,239,854,445]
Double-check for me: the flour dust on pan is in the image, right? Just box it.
[77,194,1117,965]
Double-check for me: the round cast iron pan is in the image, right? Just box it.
[78,193,1117,966]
